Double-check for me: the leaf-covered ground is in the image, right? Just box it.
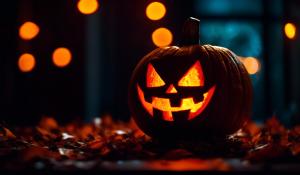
[1,116,300,171]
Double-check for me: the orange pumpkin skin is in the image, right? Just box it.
[128,18,252,139]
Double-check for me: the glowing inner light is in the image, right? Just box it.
[146,2,166,21]
[152,27,173,47]
[18,53,36,72]
[178,61,204,87]
[166,84,177,94]
[52,47,72,68]
[152,97,202,113]
[19,21,39,40]
[137,84,216,121]
[242,57,260,75]
[284,22,296,39]
[77,0,99,15]
[146,63,165,87]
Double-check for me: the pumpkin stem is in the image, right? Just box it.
[180,17,200,46]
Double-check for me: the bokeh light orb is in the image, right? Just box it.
[52,47,72,68]
[77,0,99,15]
[18,53,36,72]
[146,2,166,21]
[243,57,260,75]
[19,22,40,40]
[284,22,296,39]
[152,27,173,47]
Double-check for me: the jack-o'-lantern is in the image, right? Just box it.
[128,17,252,139]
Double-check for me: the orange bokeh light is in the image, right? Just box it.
[242,57,260,75]
[152,27,173,47]
[77,0,99,15]
[146,2,166,21]
[18,53,36,72]
[19,21,39,40]
[284,22,296,39]
[52,47,72,68]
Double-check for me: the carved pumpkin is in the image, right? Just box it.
[128,17,252,139]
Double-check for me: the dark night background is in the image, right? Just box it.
[0,0,300,126]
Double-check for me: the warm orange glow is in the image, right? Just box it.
[52,47,72,68]
[77,0,99,15]
[146,2,166,21]
[152,28,173,47]
[18,53,36,72]
[137,85,154,117]
[284,22,296,39]
[166,84,177,94]
[188,86,216,120]
[242,57,260,75]
[19,21,39,40]
[146,63,165,87]
[137,84,216,121]
[162,111,173,121]
[149,159,230,171]
[178,61,204,87]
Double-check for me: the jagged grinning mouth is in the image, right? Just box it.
[136,84,216,121]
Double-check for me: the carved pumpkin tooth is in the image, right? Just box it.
[170,97,181,107]
[153,108,164,120]
[144,94,152,103]
[193,94,204,103]
[162,111,173,121]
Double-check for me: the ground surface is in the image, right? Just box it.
[1,116,300,173]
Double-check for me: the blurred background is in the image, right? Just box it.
[0,0,300,126]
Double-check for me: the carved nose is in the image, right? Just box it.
[166,84,178,94]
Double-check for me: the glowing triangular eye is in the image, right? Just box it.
[146,63,166,87]
[178,61,204,87]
